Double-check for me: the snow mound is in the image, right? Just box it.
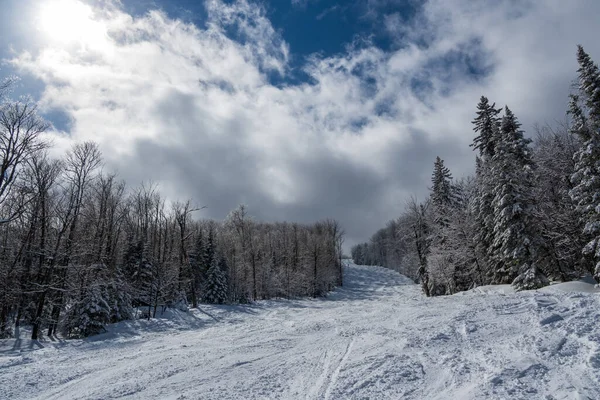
[462,284,516,295]
[461,275,599,296]
[540,275,600,294]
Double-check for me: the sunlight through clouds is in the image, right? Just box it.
[37,0,110,52]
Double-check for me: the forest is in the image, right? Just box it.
[352,45,600,297]
[0,77,344,339]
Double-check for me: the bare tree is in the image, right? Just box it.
[173,201,204,307]
[0,98,49,223]
[405,197,432,296]
[46,142,102,337]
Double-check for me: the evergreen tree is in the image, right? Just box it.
[471,97,502,282]
[430,156,455,223]
[428,157,457,294]
[108,271,134,323]
[203,256,228,304]
[189,228,207,296]
[491,107,548,289]
[576,45,600,124]
[204,223,216,272]
[123,236,149,303]
[569,45,600,281]
[62,282,111,338]
[472,96,502,161]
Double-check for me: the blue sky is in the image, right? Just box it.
[1,0,600,248]
[1,1,411,86]
[121,1,415,59]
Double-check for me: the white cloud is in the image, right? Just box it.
[9,0,600,247]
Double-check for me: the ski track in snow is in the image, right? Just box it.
[1,263,600,399]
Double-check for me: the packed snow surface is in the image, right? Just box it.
[2,263,600,399]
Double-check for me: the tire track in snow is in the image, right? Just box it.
[324,338,355,400]
[306,349,332,400]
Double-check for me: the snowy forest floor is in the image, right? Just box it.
[1,263,600,400]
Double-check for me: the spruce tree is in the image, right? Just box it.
[576,45,600,123]
[204,224,216,272]
[63,282,111,338]
[429,157,457,294]
[430,156,455,223]
[471,97,501,282]
[203,256,228,304]
[472,96,502,161]
[491,107,548,289]
[569,45,600,282]
[108,271,134,323]
[190,228,207,295]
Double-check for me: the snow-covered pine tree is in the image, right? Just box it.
[430,157,455,223]
[471,97,502,283]
[569,45,600,282]
[472,96,502,160]
[62,281,111,338]
[189,227,207,298]
[428,157,457,294]
[576,45,600,123]
[203,256,228,304]
[108,271,134,323]
[204,223,216,273]
[491,106,548,290]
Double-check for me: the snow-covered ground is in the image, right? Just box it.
[2,263,600,399]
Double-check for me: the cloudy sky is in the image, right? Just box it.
[1,0,599,249]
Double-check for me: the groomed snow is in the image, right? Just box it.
[1,263,600,399]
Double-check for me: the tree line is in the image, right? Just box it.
[352,45,600,296]
[0,82,344,339]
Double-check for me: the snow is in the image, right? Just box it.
[2,262,600,399]
[540,275,600,294]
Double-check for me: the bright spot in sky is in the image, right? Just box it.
[37,0,108,50]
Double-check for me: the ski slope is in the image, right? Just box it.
[1,263,600,399]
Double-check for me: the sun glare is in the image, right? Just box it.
[37,0,108,50]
